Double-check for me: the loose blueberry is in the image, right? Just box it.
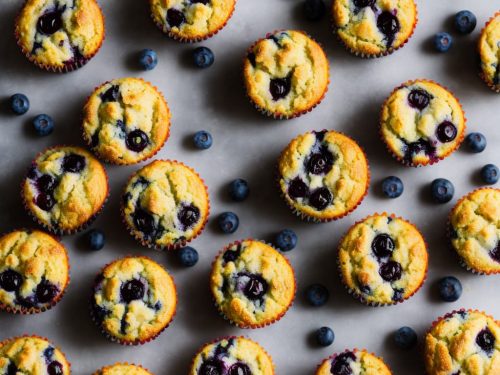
[438,276,462,302]
[377,11,400,46]
[166,8,185,27]
[408,89,431,110]
[47,361,63,375]
[37,10,62,35]
[9,93,30,115]
[270,76,291,101]
[36,193,55,211]
[305,283,329,306]
[229,179,249,201]
[36,280,59,303]
[177,246,199,267]
[436,121,457,143]
[309,187,332,210]
[379,261,402,282]
[433,32,453,52]
[306,148,334,175]
[371,234,395,258]
[36,174,56,193]
[100,85,120,102]
[331,352,355,375]
[303,0,325,21]
[126,129,149,152]
[381,176,404,198]
[228,363,251,375]
[133,209,156,236]
[178,204,200,228]
[138,48,158,70]
[465,132,487,153]
[218,212,239,234]
[0,270,22,292]
[394,326,418,350]
[480,164,499,185]
[431,178,454,203]
[84,229,105,251]
[288,178,308,199]
[316,327,335,347]
[193,130,213,149]
[275,229,297,252]
[199,359,223,375]
[32,114,54,136]
[454,10,477,34]
[193,47,215,68]
[476,328,495,353]
[121,279,145,303]
[242,274,268,300]
[62,154,86,173]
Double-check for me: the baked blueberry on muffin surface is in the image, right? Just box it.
[479,12,500,92]
[380,79,466,166]
[210,240,295,328]
[316,350,392,375]
[82,78,171,165]
[15,0,105,72]
[91,256,177,345]
[190,337,274,375]
[243,30,329,118]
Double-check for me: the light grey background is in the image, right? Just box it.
[0,0,499,374]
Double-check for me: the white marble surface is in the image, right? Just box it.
[0,0,499,374]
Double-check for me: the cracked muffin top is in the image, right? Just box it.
[478,12,500,92]
[82,78,171,165]
[22,146,108,234]
[316,349,392,375]
[243,30,329,118]
[94,364,153,375]
[15,0,105,71]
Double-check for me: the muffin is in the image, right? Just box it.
[22,146,109,234]
[91,256,177,345]
[149,0,236,42]
[332,0,417,57]
[380,79,466,166]
[425,309,500,375]
[122,160,209,250]
[449,188,500,275]
[316,349,392,375]
[0,229,69,314]
[243,30,329,119]
[278,130,369,222]
[82,78,171,165]
[93,363,153,375]
[478,12,500,92]
[15,0,105,72]
[338,213,428,306]
[0,336,70,375]
[190,337,274,375]
[210,239,295,328]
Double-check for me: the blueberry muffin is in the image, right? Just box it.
[190,337,274,375]
[22,146,109,234]
[15,0,105,72]
[93,363,153,375]
[278,130,369,221]
[122,160,209,250]
[210,239,295,328]
[449,188,500,275]
[425,309,500,375]
[91,256,177,345]
[0,229,69,314]
[82,78,171,165]
[478,12,500,92]
[243,30,329,119]
[316,350,392,375]
[149,0,236,42]
[380,79,466,166]
[0,336,70,375]
[332,0,417,57]
[338,214,428,305]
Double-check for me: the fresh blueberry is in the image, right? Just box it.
[32,114,54,136]
[193,130,213,149]
[305,284,329,307]
[465,132,487,153]
[394,326,418,350]
[438,276,462,302]
[454,10,476,34]
[218,212,239,234]
[9,93,30,115]
[433,32,453,52]
[303,0,325,21]
[229,179,249,201]
[480,164,499,185]
[316,327,335,347]
[275,229,297,252]
[138,48,158,71]
[177,246,199,267]
[430,178,454,203]
[381,176,404,198]
[193,47,214,68]
[84,229,105,251]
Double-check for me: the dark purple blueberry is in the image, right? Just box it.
[359,284,371,295]
[121,279,145,303]
[314,130,326,141]
[408,89,431,110]
[476,328,495,353]
[309,187,332,210]
[247,52,256,67]
[43,347,55,362]
[306,148,335,175]
[92,303,109,322]
[37,174,56,193]
[199,359,223,375]
[167,8,185,27]
[178,204,200,228]
[242,274,268,300]
[192,0,210,3]
[28,166,41,180]
[133,209,156,236]
[371,234,395,258]
[223,245,241,263]
[37,11,62,35]
[288,178,308,199]
[331,352,355,375]
[62,154,86,173]
[35,193,55,211]
[36,280,59,303]
[0,270,22,292]
[392,288,404,302]
[228,363,251,375]
[100,85,120,102]
[126,130,149,152]
[379,261,402,282]
[405,139,436,161]
[47,361,63,375]
[436,121,457,143]
[6,363,18,375]
[270,76,291,100]
[353,0,375,7]
[377,11,400,46]
[490,244,500,263]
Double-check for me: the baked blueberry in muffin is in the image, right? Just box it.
[315,349,392,375]
[478,12,500,92]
